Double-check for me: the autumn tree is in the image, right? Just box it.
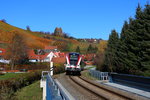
[6,31,28,70]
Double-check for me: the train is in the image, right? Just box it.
[65,52,83,75]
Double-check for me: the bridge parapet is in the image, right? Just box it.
[41,71,70,100]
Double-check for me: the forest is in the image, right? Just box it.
[96,4,150,76]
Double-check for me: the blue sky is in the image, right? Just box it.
[0,0,149,40]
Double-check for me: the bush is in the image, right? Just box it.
[0,70,41,100]
[94,53,105,71]
[53,63,65,74]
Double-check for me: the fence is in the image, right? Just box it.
[45,72,70,100]
[111,73,150,92]
[89,70,109,80]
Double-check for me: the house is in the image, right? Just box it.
[0,48,10,64]
[28,49,63,63]
[0,45,66,63]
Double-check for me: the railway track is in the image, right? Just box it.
[69,76,133,100]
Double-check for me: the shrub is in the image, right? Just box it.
[53,63,65,74]
[0,70,41,100]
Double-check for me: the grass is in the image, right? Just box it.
[84,65,96,70]
[14,80,42,100]
[0,73,24,80]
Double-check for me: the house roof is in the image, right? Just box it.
[28,50,38,59]
[52,56,66,63]
[0,48,6,56]
[59,52,65,57]
[28,49,59,60]
[0,41,7,44]
[28,49,50,60]
[84,53,96,60]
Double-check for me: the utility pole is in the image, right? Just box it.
[49,52,54,76]
[50,61,53,76]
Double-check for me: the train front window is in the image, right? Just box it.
[69,53,79,65]
[70,60,78,65]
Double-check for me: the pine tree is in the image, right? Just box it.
[103,30,119,72]
[117,21,129,73]
[87,44,93,53]
[119,4,150,75]
[139,4,150,73]
[76,46,81,53]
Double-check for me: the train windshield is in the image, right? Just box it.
[69,53,79,65]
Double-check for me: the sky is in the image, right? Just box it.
[0,0,149,40]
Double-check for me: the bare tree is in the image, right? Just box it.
[6,31,28,70]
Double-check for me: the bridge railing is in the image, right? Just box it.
[46,72,70,100]
[110,73,150,92]
[89,70,109,81]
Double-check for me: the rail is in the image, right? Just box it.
[89,70,109,80]
[110,73,150,92]
[46,73,70,100]
[41,71,70,100]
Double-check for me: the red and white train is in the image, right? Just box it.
[65,52,82,75]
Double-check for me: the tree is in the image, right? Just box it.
[103,30,119,72]
[6,31,28,70]
[98,40,107,53]
[138,3,150,73]
[87,44,93,53]
[76,46,80,53]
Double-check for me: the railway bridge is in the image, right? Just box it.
[40,68,150,100]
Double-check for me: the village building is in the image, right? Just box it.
[0,45,66,64]
[0,48,10,64]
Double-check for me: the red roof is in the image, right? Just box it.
[0,41,7,44]
[52,57,66,63]
[59,53,66,57]
[84,53,96,61]
[0,48,6,56]
[28,50,38,59]
[28,49,49,60]
[45,46,57,50]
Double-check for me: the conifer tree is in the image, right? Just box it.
[76,46,81,53]
[103,30,119,72]
[138,4,150,73]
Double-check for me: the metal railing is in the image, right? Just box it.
[46,73,70,100]
[89,70,109,80]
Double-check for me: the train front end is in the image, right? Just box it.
[65,53,82,75]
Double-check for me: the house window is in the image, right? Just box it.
[0,51,2,53]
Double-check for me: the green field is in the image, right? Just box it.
[14,80,42,100]
[0,73,24,80]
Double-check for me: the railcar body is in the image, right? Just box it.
[65,52,82,75]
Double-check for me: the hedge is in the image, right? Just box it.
[0,70,41,100]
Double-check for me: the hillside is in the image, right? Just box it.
[0,21,53,49]
[0,21,102,53]
[0,21,79,49]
